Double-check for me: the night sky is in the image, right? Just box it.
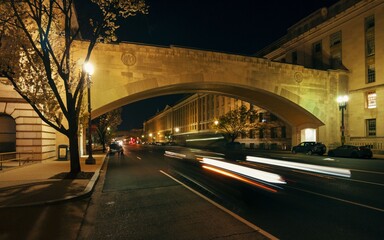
[78,0,340,130]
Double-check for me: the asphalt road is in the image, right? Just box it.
[80,144,384,239]
[78,145,271,240]
[2,144,381,240]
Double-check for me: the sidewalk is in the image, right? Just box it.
[0,155,105,208]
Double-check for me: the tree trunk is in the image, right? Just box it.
[68,129,81,175]
[101,139,106,153]
[68,118,81,175]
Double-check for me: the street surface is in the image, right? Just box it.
[80,144,384,239]
[1,144,383,239]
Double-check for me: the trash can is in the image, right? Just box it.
[58,144,69,160]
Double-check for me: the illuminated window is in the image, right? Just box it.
[366,119,376,136]
[367,91,376,109]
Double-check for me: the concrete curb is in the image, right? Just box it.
[0,156,106,209]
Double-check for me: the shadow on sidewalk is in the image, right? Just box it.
[0,178,88,207]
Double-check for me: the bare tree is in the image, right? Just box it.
[0,0,148,175]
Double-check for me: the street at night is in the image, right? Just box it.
[79,144,384,239]
[2,1,384,239]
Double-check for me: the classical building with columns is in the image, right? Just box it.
[256,0,384,150]
[143,94,291,150]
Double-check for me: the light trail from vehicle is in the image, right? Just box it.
[164,151,186,159]
[201,158,286,184]
[246,156,351,178]
[202,165,278,193]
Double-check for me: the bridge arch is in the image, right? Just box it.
[73,41,348,146]
[93,82,324,130]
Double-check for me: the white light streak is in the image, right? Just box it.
[202,158,286,184]
[186,136,225,142]
[246,156,351,178]
[164,151,186,159]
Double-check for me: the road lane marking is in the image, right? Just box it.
[337,176,384,187]
[137,157,141,160]
[350,169,384,175]
[174,171,219,198]
[159,170,278,240]
[287,186,384,213]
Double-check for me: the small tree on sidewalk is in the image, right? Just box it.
[213,105,277,144]
[94,108,122,153]
[0,1,148,176]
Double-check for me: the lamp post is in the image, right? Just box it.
[337,95,349,146]
[85,62,95,165]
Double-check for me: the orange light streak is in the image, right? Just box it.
[202,165,278,193]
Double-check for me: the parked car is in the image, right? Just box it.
[291,141,327,155]
[108,142,123,155]
[328,145,372,158]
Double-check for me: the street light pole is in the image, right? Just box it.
[337,95,349,146]
[85,62,95,165]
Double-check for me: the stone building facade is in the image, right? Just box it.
[256,0,384,150]
[143,94,291,150]
[0,80,56,160]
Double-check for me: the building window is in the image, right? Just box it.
[330,31,341,46]
[270,114,278,121]
[241,132,246,139]
[271,128,278,138]
[366,91,376,109]
[259,128,264,138]
[365,15,375,84]
[330,31,342,69]
[312,41,323,69]
[365,15,375,56]
[367,63,375,83]
[291,51,297,64]
[259,112,266,122]
[366,119,376,136]
[0,114,16,152]
[281,126,286,138]
[249,129,256,139]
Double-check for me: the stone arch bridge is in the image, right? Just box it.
[74,41,348,146]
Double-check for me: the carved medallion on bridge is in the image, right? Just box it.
[121,52,136,66]
[294,72,303,83]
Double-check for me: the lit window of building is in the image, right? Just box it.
[366,91,376,109]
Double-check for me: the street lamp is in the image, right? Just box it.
[337,95,349,146]
[85,62,95,165]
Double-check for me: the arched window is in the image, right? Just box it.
[0,114,16,152]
